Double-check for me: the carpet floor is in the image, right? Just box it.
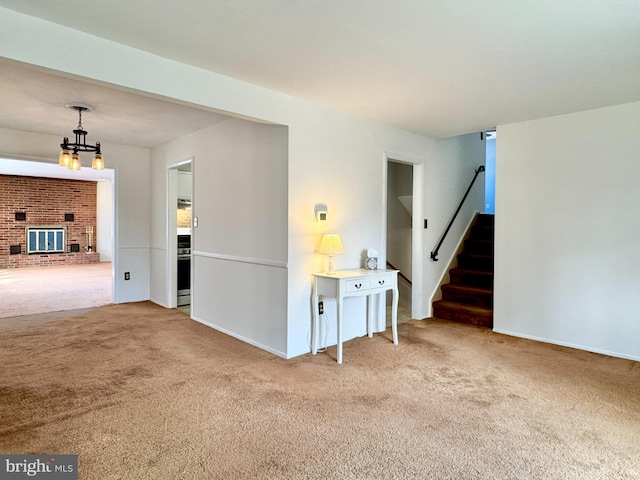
[0,302,638,479]
[0,263,112,318]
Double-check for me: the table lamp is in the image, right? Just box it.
[318,234,344,274]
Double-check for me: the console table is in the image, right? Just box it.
[311,269,399,364]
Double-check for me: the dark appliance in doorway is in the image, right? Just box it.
[177,234,191,306]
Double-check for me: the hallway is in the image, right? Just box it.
[0,263,112,319]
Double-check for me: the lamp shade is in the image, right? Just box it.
[318,234,344,255]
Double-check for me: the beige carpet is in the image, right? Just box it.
[0,263,112,318]
[0,302,638,479]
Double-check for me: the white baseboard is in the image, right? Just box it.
[149,298,170,309]
[493,328,640,362]
[190,315,288,359]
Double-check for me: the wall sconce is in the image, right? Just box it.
[318,234,344,274]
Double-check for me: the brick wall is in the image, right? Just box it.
[0,175,100,268]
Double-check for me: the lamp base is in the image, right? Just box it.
[326,254,336,274]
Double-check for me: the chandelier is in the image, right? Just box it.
[58,103,104,171]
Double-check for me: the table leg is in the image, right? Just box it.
[311,284,318,355]
[367,294,373,338]
[391,285,399,345]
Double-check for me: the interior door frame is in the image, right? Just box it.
[382,152,425,320]
[166,157,193,309]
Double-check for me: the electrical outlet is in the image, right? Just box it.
[318,301,324,314]
[124,272,130,281]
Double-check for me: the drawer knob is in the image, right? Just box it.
[355,283,362,289]
[378,280,385,285]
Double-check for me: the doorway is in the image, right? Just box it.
[0,158,115,316]
[384,155,425,321]
[386,161,413,311]
[167,159,192,313]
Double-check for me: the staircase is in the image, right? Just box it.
[432,214,494,328]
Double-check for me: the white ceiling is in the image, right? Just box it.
[0,0,639,140]
[0,60,230,148]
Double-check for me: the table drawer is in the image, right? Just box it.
[369,274,395,290]
[345,278,370,293]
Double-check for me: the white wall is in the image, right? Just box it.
[423,133,486,308]
[495,101,640,361]
[111,143,152,303]
[97,181,113,261]
[151,118,288,356]
[0,127,151,304]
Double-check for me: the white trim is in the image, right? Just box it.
[493,329,640,363]
[150,298,171,309]
[383,152,426,320]
[192,251,288,269]
[166,168,178,309]
[191,314,287,359]
[411,163,425,318]
[166,157,193,310]
[0,156,114,182]
[169,158,193,170]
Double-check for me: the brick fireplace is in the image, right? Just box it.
[0,174,100,268]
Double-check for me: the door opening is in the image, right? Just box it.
[386,160,414,315]
[0,158,115,316]
[168,159,192,312]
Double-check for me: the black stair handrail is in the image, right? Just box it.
[431,165,485,262]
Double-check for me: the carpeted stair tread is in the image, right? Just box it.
[449,273,493,289]
[441,284,493,308]
[433,300,493,327]
[449,267,494,283]
[442,284,492,295]
[463,239,494,256]
[433,300,492,315]
[457,253,494,272]
[469,226,494,241]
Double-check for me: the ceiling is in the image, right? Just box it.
[0,0,639,141]
[0,60,231,148]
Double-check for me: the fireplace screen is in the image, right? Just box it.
[27,227,66,254]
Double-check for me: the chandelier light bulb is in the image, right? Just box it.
[69,152,81,171]
[58,149,71,167]
[92,152,104,170]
